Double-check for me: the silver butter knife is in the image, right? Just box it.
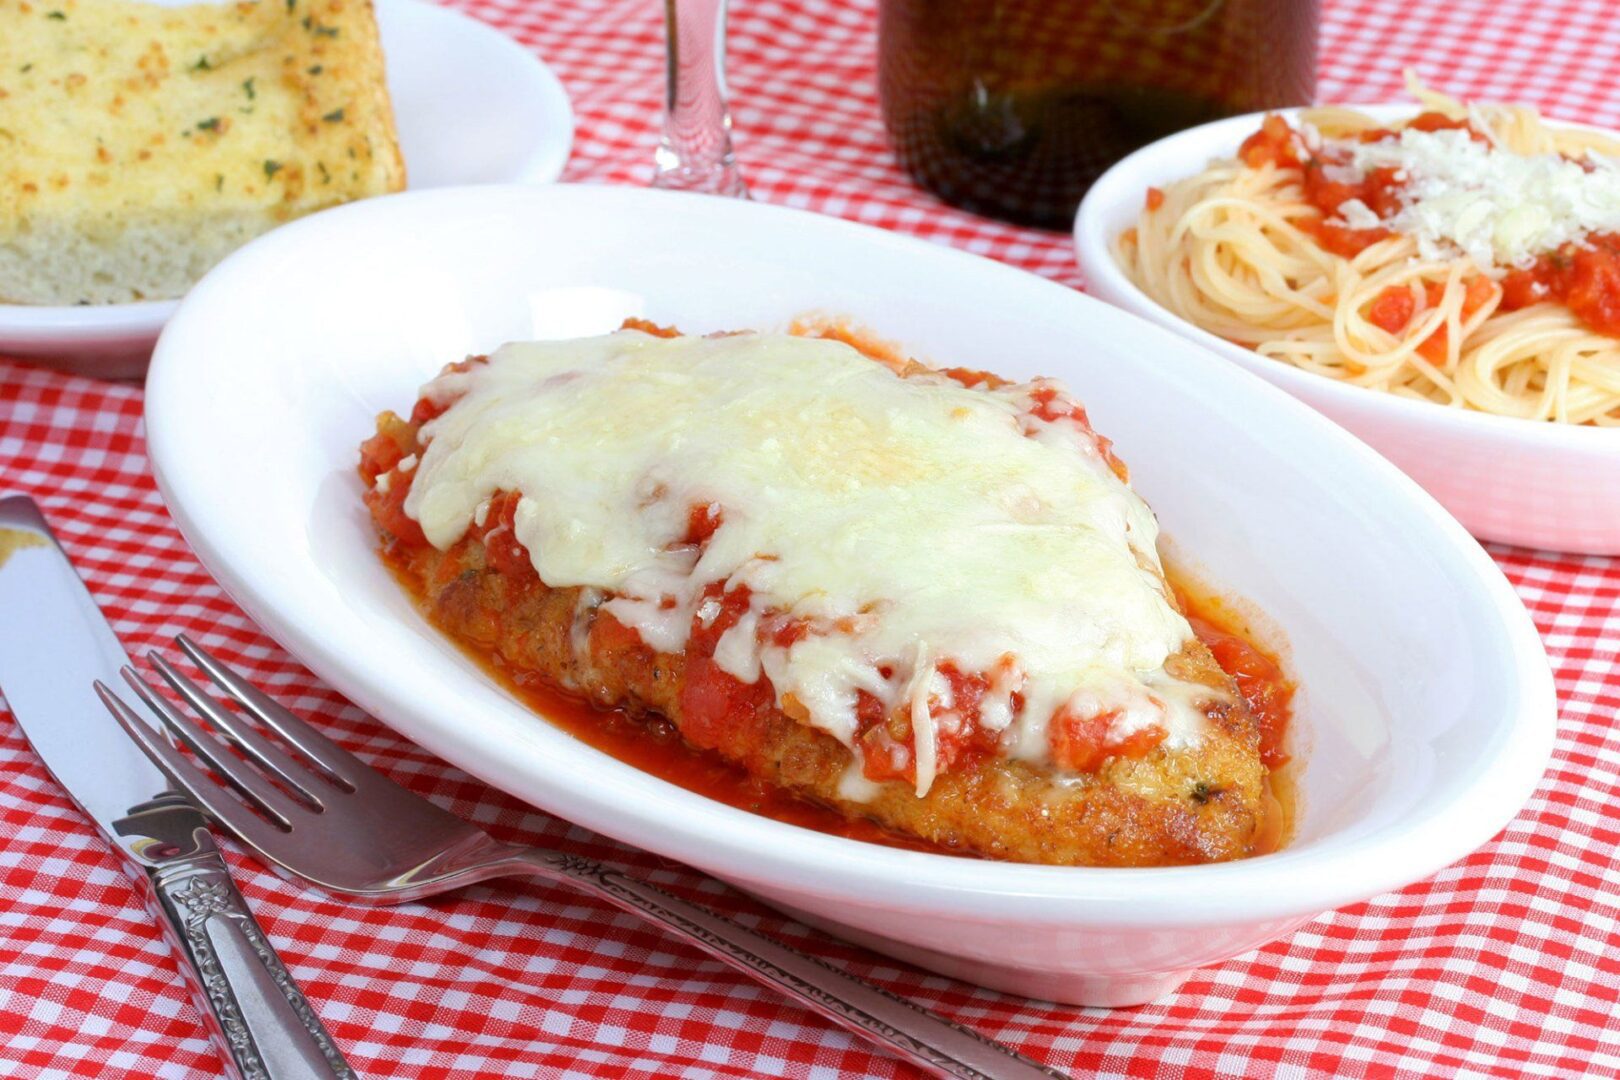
[0,495,353,1080]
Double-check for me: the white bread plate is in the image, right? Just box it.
[0,0,572,379]
[1076,105,1620,555]
[145,184,1555,1007]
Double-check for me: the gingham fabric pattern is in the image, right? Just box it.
[3,1,1619,1076]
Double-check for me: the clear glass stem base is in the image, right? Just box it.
[653,0,749,198]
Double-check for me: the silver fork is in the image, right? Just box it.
[96,636,1067,1080]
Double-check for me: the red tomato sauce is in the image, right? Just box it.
[1237,113,1477,258]
[1230,114,1620,339]
[385,537,1296,857]
[1498,233,1620,336]
[1367,276,1498,361]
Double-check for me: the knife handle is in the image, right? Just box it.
[136,831,355,1080]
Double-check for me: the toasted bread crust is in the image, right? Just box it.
[0,0,405,303]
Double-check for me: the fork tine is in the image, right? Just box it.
[147,651,324,806]
[96,681,294,849]
[177,636,364,792]
[120,667,308,827]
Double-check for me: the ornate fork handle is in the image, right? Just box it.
[499,848,1069,1080]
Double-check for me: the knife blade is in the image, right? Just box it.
[0,495,353,1080]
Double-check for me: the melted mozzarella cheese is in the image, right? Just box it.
[406,330,1207,792]
[1338,128,1620,268]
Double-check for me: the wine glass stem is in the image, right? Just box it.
[654,0,748,196]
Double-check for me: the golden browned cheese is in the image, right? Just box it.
[369,409,1267,868]
[0,0,405,303]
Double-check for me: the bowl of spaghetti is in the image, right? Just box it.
[1076,83,1620,553]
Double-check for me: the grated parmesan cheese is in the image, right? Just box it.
[1337,127,1620,269]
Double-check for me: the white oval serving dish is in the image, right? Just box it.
[147,184,1556,1007]
[1076,105,1620,555]
[0,0,574,379]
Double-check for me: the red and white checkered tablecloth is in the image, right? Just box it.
[3,1,1619,1076]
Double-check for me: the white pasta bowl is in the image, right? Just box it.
[1075,105,1620,555]
[146,184,1555,1007]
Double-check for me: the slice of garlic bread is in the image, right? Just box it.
[0,0,405,305]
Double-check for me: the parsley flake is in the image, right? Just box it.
[197,116,220,131]
[263,159,283,179]
[321,107,344,123]
[242,78,255,100]
[46,10,66,19]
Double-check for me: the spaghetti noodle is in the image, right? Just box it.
[1115,78,1620,425]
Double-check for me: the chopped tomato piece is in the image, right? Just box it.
[1463,275,1499,314]
[1026,385,1129,481]
[687,582,752,655]
[1404,111,1484,139]
[1189,616,1294,769]
[472,490,537,585]
[854,690,887,729]
[1049,708,1166,773]
[859,720,914,784]
[1292,137,1404,256]
[1027,383,1089,425]
[359,413,428,547]
[860,716,997,786]
[1299,166,1362,219]
[620,317,681,338]
[410,397,448,426]
[1306,219,1392,258]
[1414,277,1497,362]
[1361,167,1406,218]
[1239,114,1300,169]
[1499,266,1551,309]
[685,502,724,544]
[1145,186,1166,211]
[939,366,1006,389]
[1355,113,1482,145]
[363,472,425,548]
[1566,243,1620,336]
[668,581,779,751]
[937,663,988,724]
[854,661,999,785]
[588,611,649,658]
[357,414,412,485]
[1367,286,1416,334]
[762,613,810,648]
[678,657,771,750]
[1497,234,1620,336]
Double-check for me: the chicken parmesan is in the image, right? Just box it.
[360,324,1289,866]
